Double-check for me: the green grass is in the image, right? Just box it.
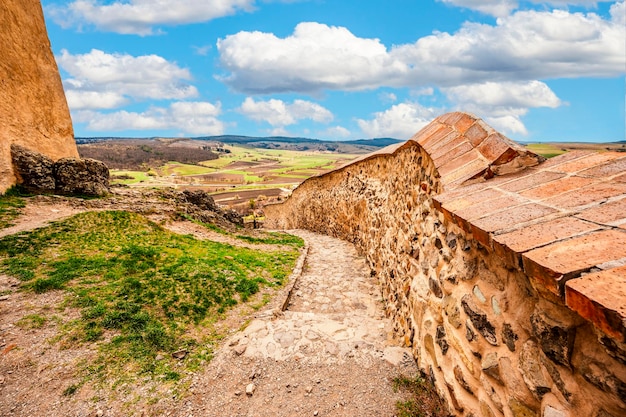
[0,210,300,389]
[183,214,304,249]
[221,170,263,183]
[525,143,567,159]
[392,374,447,417]
[113,145,358,197]
[109,170,152,185]
[202,145,356,173]
[160,162,215,176]
[17,314,47,329]
[0,188,26,229]
[234,232,305,247]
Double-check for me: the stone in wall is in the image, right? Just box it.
[462,294,498,346]
[0,0,78,194]
[530,311,576,367]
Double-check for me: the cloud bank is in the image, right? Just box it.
[239,98,333,127]
[58,49,197,110]
[218,9,624,94]
[49,0,256,35]
[74,102,224,135]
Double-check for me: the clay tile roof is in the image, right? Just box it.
[410,111,545,187]
[427,114,626,343]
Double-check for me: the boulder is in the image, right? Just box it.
[10,144,55,192]
[182,190,218,211]
[54,157,110,197]
[224,209,244,226]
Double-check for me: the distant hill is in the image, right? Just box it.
[76,135,403,154]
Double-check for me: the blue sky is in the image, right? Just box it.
[42,0,625,142]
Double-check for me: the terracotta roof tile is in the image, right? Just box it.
[576,197,626,226]
[578,156,626,178]
[522,229,626,295]
[547,152,623,174]
[566,266,626,342]
[498,170,566,193]
[519,176,595,200]
[543,182,626,210]
[493,217,602,253]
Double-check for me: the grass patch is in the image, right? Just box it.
[109,170,151,185]
[525,143,567,159]
[17,314,47,329]
[182,213,304,250]
[0,210,300,388]
[0,187,27,229]
[235,232,305,247]
[63,384,80,397]
[393,374,447,417]
[159,162,215,176]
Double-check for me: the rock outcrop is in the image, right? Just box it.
[54,157,110,197]
[0,0,78,194]
[177,189,244,226]
[10,145,56,193]
[11,145,110,197]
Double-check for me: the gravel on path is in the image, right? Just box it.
[176,230,418,417]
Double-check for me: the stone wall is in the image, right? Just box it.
[265,112,626,417]
[0,0,78,194]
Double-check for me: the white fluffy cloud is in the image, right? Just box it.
[64,90,128,110]
[439,0,617,17]
[49,0,256,35]
[218,22,401,93]
[359,81,562,137]
[57,49,197,110]
[218,8,624,93]
[378,92,398,103]
[611,0,626,24]
[74,101,224,135]
[239,97,333,126]
[320,126,351,139]
[438,0,518,17]
[442,81,562,134]
[357,103,440,139]
[443,81,562,110]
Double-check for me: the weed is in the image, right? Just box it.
[16,314,47,329]
[63,384,79,396]
[392,374,447,417]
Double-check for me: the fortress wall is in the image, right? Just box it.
[265,112,626,417]
[0,0,78,193]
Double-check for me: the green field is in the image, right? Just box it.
[525,143,568,158]
[109,145,359,205]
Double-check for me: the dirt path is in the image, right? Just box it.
[0,198,85,238]
[174,230,417,417]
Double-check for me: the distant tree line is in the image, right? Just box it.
[78,142,218,170]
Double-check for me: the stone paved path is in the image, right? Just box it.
[176,230,417,417]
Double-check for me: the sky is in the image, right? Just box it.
[42,0,626,142]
